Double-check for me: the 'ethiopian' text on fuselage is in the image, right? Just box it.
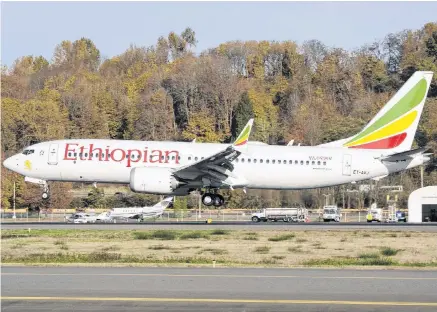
[63,143,180,167]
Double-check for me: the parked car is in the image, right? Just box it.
[396,211,407,222]
[65,213,97,223]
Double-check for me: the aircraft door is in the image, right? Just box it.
[48,143,59,165]
[342,154,352,176]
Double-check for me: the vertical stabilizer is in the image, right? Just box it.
[319,71,433,153]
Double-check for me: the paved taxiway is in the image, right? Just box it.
[2,221,437,231]
[2,267,437,311]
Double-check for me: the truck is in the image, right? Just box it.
[251,208,307,223]
[322,205,341,222]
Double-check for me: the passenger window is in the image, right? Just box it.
[161,156,165,160]
[201,157,204,160]
[178,156,181,160]
[289,160,293,164]
[68,153,72,157]
[278,160,281,164]
[235,158,239,163]
[260,159,263,163]
[317,161,321,165]
[323,161,326,165]
[241,158,245,163]
[188,157,191,161]
[254,159,257,163]
[272,160,276,164]
[312,161,315,165]
[85,153,88,157]
[172,156,175,160]
[300,161,303,165]
[195,157,198,161]
[248,159,251,163]
[266,160,270,164]
[102,154,105,158]
[306,161,309,165]
[284,160,287,165]
[295,160,298,164]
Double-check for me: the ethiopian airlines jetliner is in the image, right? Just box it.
[3,71,434,207]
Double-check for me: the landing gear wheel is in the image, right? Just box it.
[202,194,214,206]
[213,195,224,207]
[41,183,50,200]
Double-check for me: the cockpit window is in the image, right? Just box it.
[22,149,35,155]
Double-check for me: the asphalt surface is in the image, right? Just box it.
[2,221,437,231]
[2,266,437,311]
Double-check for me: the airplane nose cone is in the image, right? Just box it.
[3,157,13,170]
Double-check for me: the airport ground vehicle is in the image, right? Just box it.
[396,211,407,222]
[251,208,307,222]
[65,213,98,223]
[322,206,341,222]
[366,208,383,222]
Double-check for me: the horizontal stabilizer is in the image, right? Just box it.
[378,147,430,162]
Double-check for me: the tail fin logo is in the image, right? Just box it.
[344,78,428,149]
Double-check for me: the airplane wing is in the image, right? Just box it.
[173,119,254,188]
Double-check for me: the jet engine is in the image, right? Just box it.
[129,167,180,194]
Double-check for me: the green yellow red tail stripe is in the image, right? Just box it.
[344,77,428,149]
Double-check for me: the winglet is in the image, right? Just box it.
[233,119,254,147]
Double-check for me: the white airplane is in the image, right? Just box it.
[3,71,433,207]
[97,196,173,222]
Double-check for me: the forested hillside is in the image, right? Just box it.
[2,23,437,210]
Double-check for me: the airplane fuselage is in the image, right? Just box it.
[4,139,426,193]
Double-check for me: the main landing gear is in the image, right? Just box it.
[42,185,50,200]
[202,193,225,207]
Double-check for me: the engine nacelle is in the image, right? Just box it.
[130,167,179,194]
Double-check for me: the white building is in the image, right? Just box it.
[408,186,437,222]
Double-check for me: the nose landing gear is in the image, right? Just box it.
[23,177,50,200]
[202,193,225,207]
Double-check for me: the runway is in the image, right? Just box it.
[2,267,437,311]
[2,221,437,231]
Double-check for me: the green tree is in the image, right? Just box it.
[231,92,254,139]
[84,188,105,208]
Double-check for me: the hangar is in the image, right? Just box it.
[408,186,437,222]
